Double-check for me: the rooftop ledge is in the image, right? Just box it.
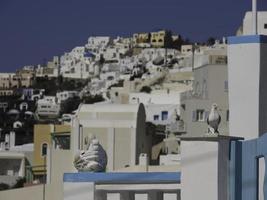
[63,172,181,184]
[228,35,267,45]
[181,135,244,142]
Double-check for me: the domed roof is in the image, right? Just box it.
[7,109,20,115]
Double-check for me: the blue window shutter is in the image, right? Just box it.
[161,111,168,121]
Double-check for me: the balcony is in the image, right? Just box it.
[64,172,181,200]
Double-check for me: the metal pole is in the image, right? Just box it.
[43,155,46,200]
[252,0,258,35]
[192,45,195,71]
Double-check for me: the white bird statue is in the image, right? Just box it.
[74,137,107,172]
[207,103,221,135]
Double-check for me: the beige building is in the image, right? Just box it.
[73,103,151,171]
[0,70,34,89]
[33,124,71,177]
[0,89,13,96]
[16,68,35,88]
[133,32,150,46]
[150,30,166,48]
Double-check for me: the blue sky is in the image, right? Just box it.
[0,0,267,72]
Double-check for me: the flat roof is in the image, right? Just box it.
[228,35,267,44]
[79,103,141,113]
[63,172,181,184]
[181,135,244,142]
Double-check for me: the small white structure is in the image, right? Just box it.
[73,103,151,171]
[86,36,111,50]
[0,152,26,186]
[242,11,267,35]
[181,136,241,200]
[56,91,80,103]
[129,90,184,126]
[36,96,60,118]
[228,35,267,139]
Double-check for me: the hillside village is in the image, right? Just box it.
[0,9,267,200]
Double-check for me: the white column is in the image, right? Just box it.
[107,193,120,200]
[71,116,80,151]
[64,182,95,200]
[135,193,148,200]
[181,141,218,200]
[163,193,178,200]
[9,131,15,148]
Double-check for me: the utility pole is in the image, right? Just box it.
[43,155,46,200]
[192,45,195,71]
[252,0,258,35]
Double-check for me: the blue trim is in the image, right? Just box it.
[228,35,267,44]
[63,172,181,184]
[235,141,242,200]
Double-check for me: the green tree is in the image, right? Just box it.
[0,183,9,191]
[207,37,216,46]
[82,94,105,104]
[140,86,152,93]
[164,30,173,48]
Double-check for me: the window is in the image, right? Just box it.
[154,115,159,121]
[41,143,48,156]
[196,109,205,121]
[226,110,229,121]
[54,135,70,150]
[161,111,168,121]
[264,24,267,29]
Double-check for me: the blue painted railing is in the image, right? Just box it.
[230,133,267,200]
[63,172,181,184]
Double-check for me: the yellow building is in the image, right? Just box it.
[133,32,150,45]
[32,124,71,177]
[150,30,166,48]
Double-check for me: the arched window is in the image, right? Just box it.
[41,143,48,156]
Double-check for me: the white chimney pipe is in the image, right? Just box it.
[10,131,15,148]
[252,0,258,35]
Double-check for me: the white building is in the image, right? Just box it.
[86,36,111,50]
[56,91,80,103]
[129,90,184,126]
[242,11,267,35]
[73,103,151,171]
[139,48,179,63]
[36,96,60,118]
[60,47,95,79]
[0,152,26,186]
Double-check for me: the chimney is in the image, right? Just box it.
[139,153,148,172]
[9,131,15,148]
